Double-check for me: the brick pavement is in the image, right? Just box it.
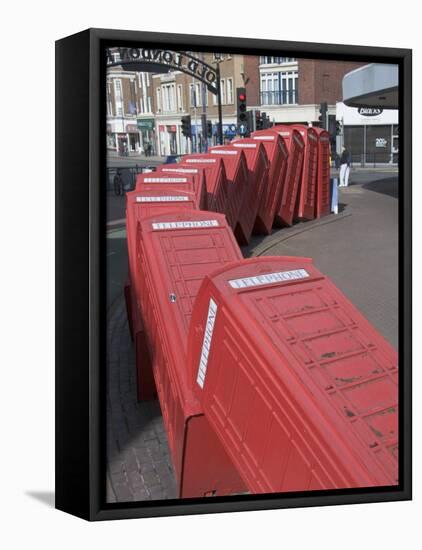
[106,298,177,503]
[106,173,398,502]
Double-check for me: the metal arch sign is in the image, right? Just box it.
[106,48,218,95]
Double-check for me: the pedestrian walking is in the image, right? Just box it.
[113,169,123,196]
[339,146,351,187]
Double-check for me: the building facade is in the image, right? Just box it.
[337,102,399,165]
[106,51,249,156]
[106,68,155,154]
[106,52,396,163]
[252,57,365,127]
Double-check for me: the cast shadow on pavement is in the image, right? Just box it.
[363,177,398,199]
[25,491,55,508]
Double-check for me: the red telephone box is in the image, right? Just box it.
[291,125,319,220]
[180,156,231,224]
[188,256,398,493]
[312,127,331,218]
[135,209,246,497]
[155,164,208,210]
[272,126,305,226]
[125,188,200,400]
[208,146,254,245]
[135,173,207,210]
[230,139,270,236]
[251,130,289,234]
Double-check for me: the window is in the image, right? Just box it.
[190,84,196,107]
[260,56,297,65]
[227,78,233,104]
[260,70,298,105]
[156,87,161,112]
[212,88,218,105]
[113,79,123,116]
[220,79,226,105]
[177,85,183,111]
[161,83,176,112]
[195,83,201,107]
[107,82,113,116]
[129,80,137,115]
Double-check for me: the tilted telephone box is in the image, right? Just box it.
[155,164,209,210]
[188,256,398,494]
[135,173,207,210]
[251,130,289,234]
[207,147,251,243]
[312,127,332,218]
[125,188,200,400]
[179,156,230,223]
[272,125,305,226]
[290,125,319,220]
[230,139,270,236]
[134,209,246,497]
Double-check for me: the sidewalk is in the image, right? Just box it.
[107,150,165,163]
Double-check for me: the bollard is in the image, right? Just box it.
[331,176,339,215]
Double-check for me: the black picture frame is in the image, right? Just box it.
[55,28,412,521]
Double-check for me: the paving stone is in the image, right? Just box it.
[141,470,161,487]
[113,483,134,502]
[123,448,139,474]
[149,486,166,500]
[133,488,150,501]
[127,470,145,490]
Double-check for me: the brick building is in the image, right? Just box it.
[107,50,396,161]
[106,50,249,155]
[246,56,365,128]
[150,52,248,155]
[107,67,155,154]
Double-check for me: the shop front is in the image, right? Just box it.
[336,102,398,166]
[137,119,156,156]
[126,124,140,153]
[157,124,179,156]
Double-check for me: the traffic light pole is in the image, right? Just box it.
[216,62,223,145]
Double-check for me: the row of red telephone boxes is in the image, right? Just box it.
[124,125,399,499]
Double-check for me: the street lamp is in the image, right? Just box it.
[213,53,224,145]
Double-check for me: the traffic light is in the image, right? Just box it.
[318,102,328,129]
[261,112,272,129]
[206,120,213,138]
[255,110,263,131]
[236,88,247,128]
[181,115,192,138]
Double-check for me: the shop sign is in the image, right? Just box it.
[167,125,177,132]
[375,138,388,148]
[137,119,154,130]
[126,124,138,133]
[358,107,384,117]
[106,48,218,94]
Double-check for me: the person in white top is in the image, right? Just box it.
[339,146,351,187]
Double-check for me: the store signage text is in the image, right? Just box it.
[375,138,387,148]
[106,48,218,94]
[358,107,383,117]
